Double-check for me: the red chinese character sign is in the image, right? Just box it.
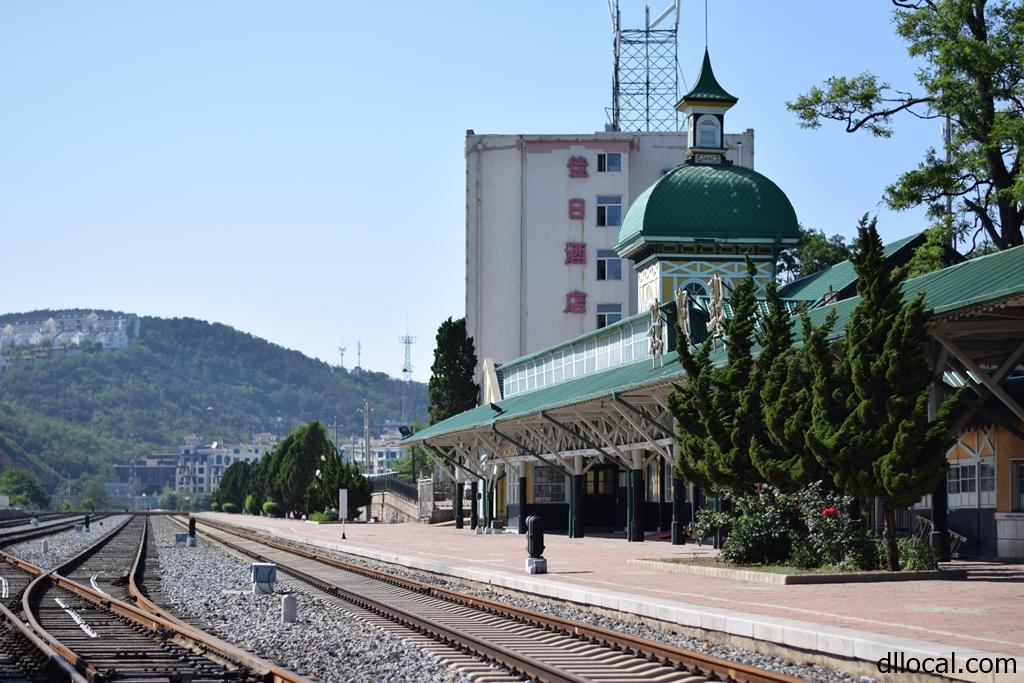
[567,155,588,178]
[564,291,587,313]
[568,198,585,220]
[564,242,586,264]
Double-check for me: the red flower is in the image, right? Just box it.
[821,506,839,517]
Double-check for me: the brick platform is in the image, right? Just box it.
[197,513,1024,682]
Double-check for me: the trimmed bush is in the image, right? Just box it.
[262,500,282,518]
[244,494,259,515]
[895,536,938,571]
[308,511,338,522]
[210,501,221,512]
[221,502,239,514]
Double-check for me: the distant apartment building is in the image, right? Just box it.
[0,312,140,366]
[336,428,404,475]
[175,432,277,496]
[114,453,179,495]
[465,130,754,382]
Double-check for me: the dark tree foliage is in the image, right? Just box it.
[214,421,371,518]
[788,0,1024,252]
[669,259,761,494]
[0,314,427,483]
[777,226,854,282]
[807,216,960,570]
[749,288,830,492]
[214,460,250,508]
[0,467,49,508]
[428,317,479,425]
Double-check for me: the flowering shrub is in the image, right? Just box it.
[688,507,732,543]
[699,482,884,570]
[721,486,800,565]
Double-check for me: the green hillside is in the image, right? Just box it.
[0,312,427,487]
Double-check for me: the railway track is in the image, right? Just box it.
[192,516,807,683]
[8,513,306,683]
[0,515,99,548]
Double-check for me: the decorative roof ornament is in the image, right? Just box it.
[648,298,665,368]
[674,287,691,345]
[707,274,727,348]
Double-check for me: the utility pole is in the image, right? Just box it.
[360,399,372,475]
[399,333,416,424]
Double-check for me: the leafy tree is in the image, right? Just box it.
[807,216,961,570]
[0,467,49,508]
[428,318,479,425]
[82,479,108,508]
[788,0,1024,251]
[213,460,250,509]
[669,259,761,494]
[778,226,853,281]
[336,462,371,521]
[158,490,180,510]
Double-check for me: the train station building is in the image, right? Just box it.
[406,52,1024,559]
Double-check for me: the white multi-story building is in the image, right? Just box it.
[175,432,276,495]
[337,429,404,475]
[465,129,754,381]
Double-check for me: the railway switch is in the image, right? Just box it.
[251,562,277,595]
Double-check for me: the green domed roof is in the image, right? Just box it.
[615,163,800,259]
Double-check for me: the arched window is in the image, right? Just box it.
[683,281,707,298]
[696,115,721,148]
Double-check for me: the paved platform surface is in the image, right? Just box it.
[198,513,1024,681]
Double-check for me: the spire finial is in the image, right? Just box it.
[704,0,708,48]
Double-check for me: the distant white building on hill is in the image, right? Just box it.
[0,312,140,365]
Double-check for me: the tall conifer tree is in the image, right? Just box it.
[428,318,480,425]
[807,216,960,570]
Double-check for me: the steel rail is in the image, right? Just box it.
[0,515,103,548]
[21,514,306,683]
[194,516,805,683]
[183,517,578,683]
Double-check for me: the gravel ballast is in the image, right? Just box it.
[264,530,855,683]
[150,516,473,683]
[6,515,131,569]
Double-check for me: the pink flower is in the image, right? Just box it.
[822,506,839,517]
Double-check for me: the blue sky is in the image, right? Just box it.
[0,2,937,381]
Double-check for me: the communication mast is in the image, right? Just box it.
[338,339,346,369]
[608,0,681,133]
[399,333,416,424]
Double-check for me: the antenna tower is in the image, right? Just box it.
[338,339,346,369]
[399,334,416,423]
[608,0,681,133]
[357,341,362,368]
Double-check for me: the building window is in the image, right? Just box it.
[585,467,614,494]
[597,152,622,172]
[596,250,622,280]
[948,461,995,508]
[565,242,587,265]
[696,114,721,148]
[596,195,622,227]
[683,281,707,297]
[533,465,565,503]
[596,304,622,328]
[1013,460,1024,512]
[564,291,587,314]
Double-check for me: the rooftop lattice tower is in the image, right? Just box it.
[608,1,681,132]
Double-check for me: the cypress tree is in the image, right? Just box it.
[807,216,960,570]
[749,289,830,491]
[668,259,760,494]
[428,318,480,425]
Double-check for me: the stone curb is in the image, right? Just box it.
[627,559,969,585]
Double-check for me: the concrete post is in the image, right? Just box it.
[625,467,633,540]
[282,594,297,623]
